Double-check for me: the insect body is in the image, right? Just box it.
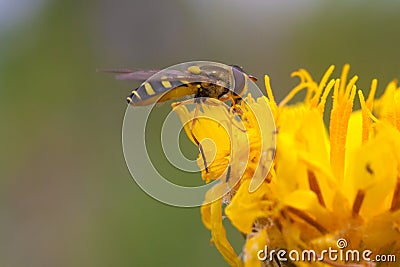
[100,64,257,105]
[100,63,257,175]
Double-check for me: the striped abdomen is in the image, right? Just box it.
[127,80,199,106]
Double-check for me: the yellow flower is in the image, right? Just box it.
[173,65,400,267]
[172,101,234,183]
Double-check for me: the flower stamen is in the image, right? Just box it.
[358,90,379,144]
[317,79,336,115]
[286,207,328,234]
[339,64,350,97]
[310,65,335,108]
[330,73,357,180]
[366,79,377,109]
[279,82,314,107]
[352,190,365,216]
[264,75,278,115]
[307,170,326,207]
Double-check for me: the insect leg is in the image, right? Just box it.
[225,164,232,183]
[225,102,236,183]
[190,98,201,131]
[189,98,209,173]
[190,131,209,173]
[222,94,246,132]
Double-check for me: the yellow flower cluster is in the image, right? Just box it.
[173,65,400,267]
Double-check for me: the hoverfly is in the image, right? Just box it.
[98,64,257,105]
[99,63,257,174]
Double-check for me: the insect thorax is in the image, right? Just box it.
[196,82,229,99]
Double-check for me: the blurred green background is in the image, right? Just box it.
[1,1,400,266]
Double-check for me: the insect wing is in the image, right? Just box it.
[96,69,162,81]
[101,68,222,84]
[144,69,218,84]
[114,70,163,81]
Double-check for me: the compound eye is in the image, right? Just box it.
[230,65,244,72]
